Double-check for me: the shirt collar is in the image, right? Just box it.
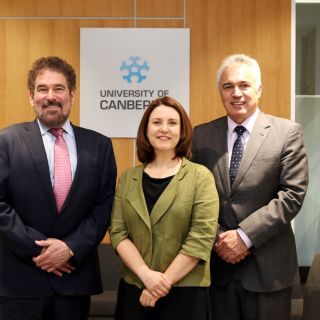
[227,107,260,135]
[37,119,74,137]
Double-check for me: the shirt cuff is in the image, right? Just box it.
[236,228,253,249]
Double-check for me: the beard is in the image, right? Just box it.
[35,102,71,128]
[37,112,69,127]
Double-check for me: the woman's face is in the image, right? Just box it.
[147,105,181,156]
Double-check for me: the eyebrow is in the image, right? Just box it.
[36,83,66,88]
[150,117,179,121]
[222,80,250,86]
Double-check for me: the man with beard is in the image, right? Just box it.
[0,56,117,320]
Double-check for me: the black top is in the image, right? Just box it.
[142,171,174,214]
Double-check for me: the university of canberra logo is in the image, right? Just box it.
[120,56,149,83]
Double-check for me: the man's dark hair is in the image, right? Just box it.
[27,56,76,93]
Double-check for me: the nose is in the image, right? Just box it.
[46,89,56,100]
[232,86,242,96]
[160,123,169,132]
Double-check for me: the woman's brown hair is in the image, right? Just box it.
[137,96,192,163]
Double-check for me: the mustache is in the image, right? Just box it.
[43,101,63,108]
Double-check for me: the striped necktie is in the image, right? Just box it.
[49,128,72,212]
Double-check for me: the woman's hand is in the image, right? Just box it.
[138,266,172,298]
[139,289,159,307]
[115,239,171,298]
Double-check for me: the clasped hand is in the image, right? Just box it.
[32,238,75,276]
[215,230,250,264]
[139,268,172,307]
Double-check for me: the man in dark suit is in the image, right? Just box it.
[192,54,308,320]
[0,56,117,320]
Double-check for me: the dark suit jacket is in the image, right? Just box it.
[192,112,308,292]
[0,120,116,297]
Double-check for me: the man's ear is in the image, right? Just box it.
[29,92,34,106]
[70,90,75,105]
[257,85,262,98]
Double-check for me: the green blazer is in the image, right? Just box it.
[109,158,219,288]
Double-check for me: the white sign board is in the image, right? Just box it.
[80,28,190,138]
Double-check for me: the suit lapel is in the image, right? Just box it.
[231,112,271,191]
[208,117,232,195]
[61,125,81,212]
[22,120,57,213]
[61,124,93,213]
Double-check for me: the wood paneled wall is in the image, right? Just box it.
[0,0,291,241]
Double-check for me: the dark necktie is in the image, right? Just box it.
[49,128,72,212]
[229,125,246,186]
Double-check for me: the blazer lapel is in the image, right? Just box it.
[127,168,152,230]
[22,120,57,213]
[149,170,181,227]
[126,163,182,229]
[231,112,271,190]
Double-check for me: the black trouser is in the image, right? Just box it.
[116,279,211,320]
[0,295,90,320]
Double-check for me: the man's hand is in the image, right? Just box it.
[139,289,159,307]
[215,230,250,264]
[33,238,75,276]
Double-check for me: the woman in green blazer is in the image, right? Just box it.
[109,96,219,320]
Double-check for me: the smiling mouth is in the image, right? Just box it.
[44,105,61,109]
[231,101,245,105]
[43,101,63,108]
[158,136,171,140]
[231,102,246,108]
[43,105,63,114]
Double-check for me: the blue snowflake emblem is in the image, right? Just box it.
[120,56,149,83]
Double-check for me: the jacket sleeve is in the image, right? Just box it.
[239,123,309,247]
[180,166,219,262]
[0,136,47,258]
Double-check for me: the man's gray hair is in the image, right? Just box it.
[216,54,262,88]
